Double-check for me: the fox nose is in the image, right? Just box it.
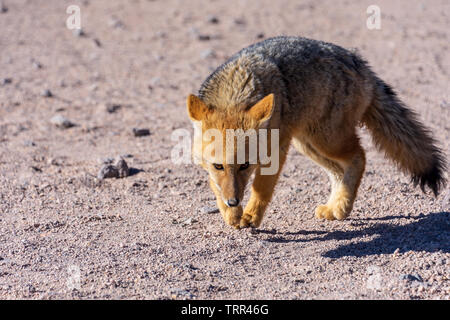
[227,198,240,207]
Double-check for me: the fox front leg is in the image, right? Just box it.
[209,179,242,228]
[240,172,278,228]
[241,148,288,228]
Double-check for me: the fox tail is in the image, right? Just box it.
[362,78,447,196]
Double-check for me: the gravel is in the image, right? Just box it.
[0,0,448,300]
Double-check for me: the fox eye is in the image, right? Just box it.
[239,162,250,170]
[213,163,224,170]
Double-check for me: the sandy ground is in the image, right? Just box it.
[0,0,449,300]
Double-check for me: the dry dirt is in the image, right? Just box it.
[0,0,449,300]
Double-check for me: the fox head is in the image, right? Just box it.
[186,93,275,208]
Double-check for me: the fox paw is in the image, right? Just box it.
[222,207,243,229]
[239,212,262,229]
[315,204,349,221]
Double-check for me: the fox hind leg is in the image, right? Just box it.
[293,137,365,220]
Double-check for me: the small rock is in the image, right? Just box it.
[50,115,75,129]
[1,78,12,85]
[115,158,129,178]
[30,166,42,173]
[197,34,211,41]
[97,165,119,179]
[105,103,121,113]
[32,61,42,69]
[393,248,400,257]
[234,18,246,25]
[256,33,265,39]
[24,140,36,147]
[72,28,85,37]
[154,31,167,38]
[399,274,423,282]
[41,89,53,97]
[97,157,130,179]
[0,2,8,13]
[200,49,216,59]
[150,77,161,86]
[133,128,150,137]
[200,206,219,214]
[170,288,195,299]
[26,284,36,294]
[442,189,450,212]
[181,217,198,226]
[93,38,102,47]
[109,17,124,29]
[47,158,61,166]
[207,15,219,24]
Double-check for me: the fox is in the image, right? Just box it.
[186,36,447,229]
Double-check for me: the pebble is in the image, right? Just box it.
[109,17,124,29]
[105,103,121,113]
[207,15,219,24]
[198,34,211,41]
[97,157,130,179]
[200,206,219,214]
[0,2,7,13]
[200,49,216,59]
[393,248,400,257]
[50,115,75,129]
[97,165,119,179]
[170,288,195,299]
[181,217,198,226]
[442,189,450,212]
[399,274,423,282]
[150,77,161,86]
[24,140,36,147]
[133,128,150,137]
[1,78,12,85]
[234,18,246,25]
[41,89,53,97]
[93,38,102,47]
[32,61,42,69]
[72,28,85,37]
[116,158,130,178]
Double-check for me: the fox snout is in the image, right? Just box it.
[219,173,244,207]
[208,165,251,211]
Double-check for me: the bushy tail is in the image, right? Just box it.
[362,78,447,196]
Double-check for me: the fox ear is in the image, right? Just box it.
[247,94,275,124]
[187,94,209,121]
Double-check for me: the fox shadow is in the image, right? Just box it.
[263,211,449,258]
